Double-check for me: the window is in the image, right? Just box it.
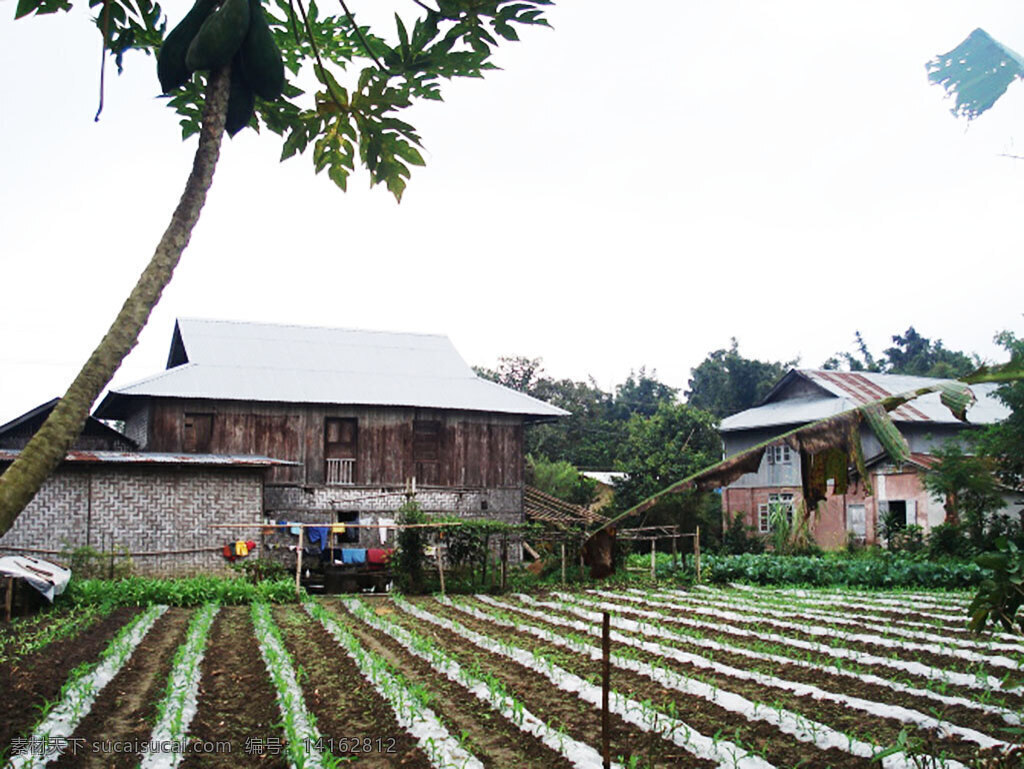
[766,444,792,465]
[413,420,441,485]
[183,413,213,453]
[758,492,794,533]
[847,504,866,539]
[325,418,357,485]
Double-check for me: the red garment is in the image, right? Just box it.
[367,548,391,564]
[222,544,236,562]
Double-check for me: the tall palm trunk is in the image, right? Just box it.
[0,67,232,537]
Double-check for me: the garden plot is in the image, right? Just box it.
[556,590,1021,699]
[4,585,1020,769]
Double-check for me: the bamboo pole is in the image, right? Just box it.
[602,611,611,769]
[671,534,678,571]
[649,538,656,581]
[295,527,304,597]
[695,525,701,583]
[436,542,446,596]
[500,533,508,592]
[560,542,566,585]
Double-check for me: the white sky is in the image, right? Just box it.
[2,0,1024,425]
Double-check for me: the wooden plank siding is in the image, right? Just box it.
[145,400,524,488]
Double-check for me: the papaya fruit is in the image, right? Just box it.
[185,0,251,74]
[239,0,284,100]
[157,0,219,93]
[225,56,256,136]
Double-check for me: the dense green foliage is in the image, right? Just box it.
[969,537,1024,634]
[526,454,596,505]
[976,331,1024,490]
[685,339,795,420]
[823,327,976,378]
[60,575,299,605]
[393,497,427,593]
[695,552,985,589]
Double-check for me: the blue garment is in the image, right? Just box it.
[341,549,367,565]
[306,527,330,551]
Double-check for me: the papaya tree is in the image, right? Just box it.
[0,0,552,535]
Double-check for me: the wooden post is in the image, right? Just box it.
[560,541,567,585]
[4,577,13,623]
[436,541,446,596]
[694,525,701,583]
[649,538,657,581]
[295,527,304,597]
[602,611,610,769]
[481,533,490,588]
[671,533,678,572]
[500,533,508,592]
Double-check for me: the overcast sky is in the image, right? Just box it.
[2,1,1024,425]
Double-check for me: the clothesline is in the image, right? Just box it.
[209,524,466,528]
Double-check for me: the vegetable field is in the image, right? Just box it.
[2,586,1022,768]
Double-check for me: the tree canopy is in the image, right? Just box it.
[823,327,976,379]
[685,339,795,420]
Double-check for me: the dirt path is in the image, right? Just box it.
[271,605,431,768]
[0,606,142,764]
[320,598,575,769]
[180,606,287,769]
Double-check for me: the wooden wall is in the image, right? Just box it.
[146,400,524,487]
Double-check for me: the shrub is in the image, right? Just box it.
[61,575,299,607]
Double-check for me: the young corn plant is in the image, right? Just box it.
[10,605,166,769]
[250,602,324,769]
[141,602,219,769]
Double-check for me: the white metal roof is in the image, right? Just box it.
[719,369,1010,432]
[102,319,567,419]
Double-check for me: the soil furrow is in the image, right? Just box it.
[321,597,575,769]
[53,608,192,768]
[0,606,142,763]
[180,606,287,769]
[271,604,431,768]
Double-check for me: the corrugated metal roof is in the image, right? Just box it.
[0,450,298,467]
[720,369,1010,432]
[100,319,568,419]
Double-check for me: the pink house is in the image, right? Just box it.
[719,370,1014,549]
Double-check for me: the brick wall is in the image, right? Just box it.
[0,465,263,576]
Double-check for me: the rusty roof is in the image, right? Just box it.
[720,369,1010,432]
[0,450,299,467]
[524,486,608,529]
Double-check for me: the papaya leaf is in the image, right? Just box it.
[927,28,1024,120]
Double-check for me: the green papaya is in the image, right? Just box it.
[225,56,256,136]
[185,0,251,74]
[239,0,284,100]
[157,0,219,93]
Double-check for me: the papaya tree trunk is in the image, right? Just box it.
[0,67,232,538]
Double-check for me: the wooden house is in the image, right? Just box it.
[95,319,567,556]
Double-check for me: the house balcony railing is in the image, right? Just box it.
[326,458,355,485]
